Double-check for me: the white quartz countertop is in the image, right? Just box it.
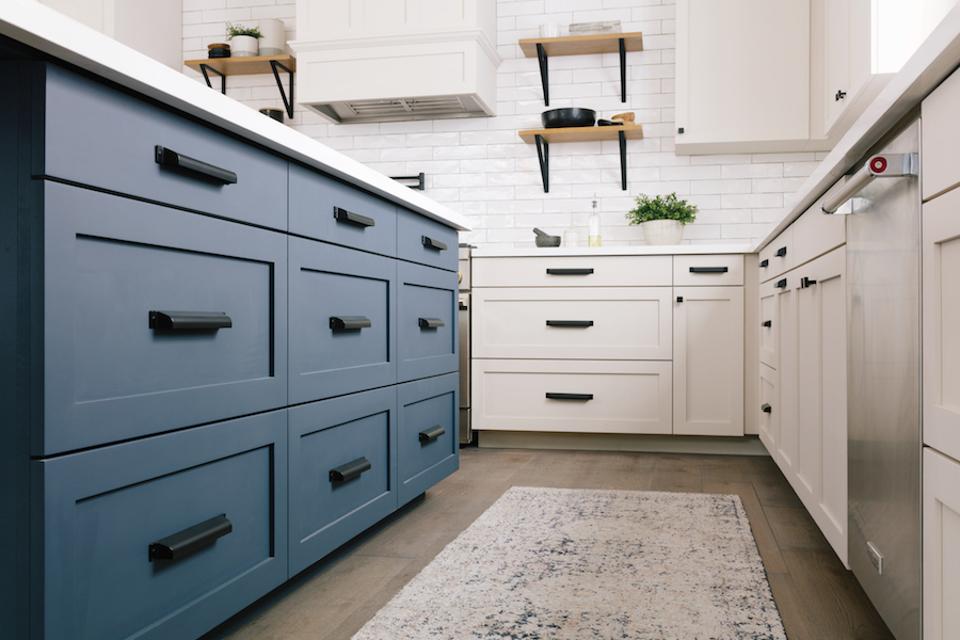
[472,243,754,258]
[0,1,470,231]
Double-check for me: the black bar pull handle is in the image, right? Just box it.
[775,246,788,258]
[546,320,594,328]
[762,320,773,328]
[418,317,445,329]
[761,403,772,414]
[677,296,684,303]
[421,235,448,252]
[418,425,446,445]
[760,259,770,268]
[689,266,729,274]
[546,392,594,401]
[775,278,788,289]
[149,514,232,562]
[546,267,594,276]
[154,146,237,185]
[330,315,372,331]
[801,276,818,288]
[333,207,376,228]
[149,310,232,331]
[329,457,371,484]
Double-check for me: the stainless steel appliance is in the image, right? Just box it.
[823,115,921,640]
[458,244,474,445]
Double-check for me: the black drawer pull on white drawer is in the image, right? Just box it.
[801,276,818,288]
[148,514,233,563]
[149,310,233,331]
[689,266,728,274]
[421,235,448,252]
[329,315,372,332]
[775,278,788,289]
[154,145,237,185]
[762,320,773,328]
[546,392,594,401]
[761,403,773,414]
[329,457,372,484]
[546,320,594,328]
[418,317,445,329]
[418,425,446,445]
[775,246,788,258]
[333,207,376,228]
[546,267,594,276]
[760,259,770,268]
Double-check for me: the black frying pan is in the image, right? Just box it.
[541,108,596,128]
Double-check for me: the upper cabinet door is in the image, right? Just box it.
[923,189,960,463]
[675,0,815,154]
[673,286,744,436]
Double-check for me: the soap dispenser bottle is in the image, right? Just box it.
[588,195,602,247]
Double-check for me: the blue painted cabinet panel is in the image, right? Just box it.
[289,238,397,403]
[37,410,288,640]
[397,208,459,272]
[36,64,288,231]
[398,261,459,382]
[289,163,398,256]
[288,387,398,575]
[397,374,460,506]
[41,182,287,455]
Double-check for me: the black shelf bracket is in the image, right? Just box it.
[269,59,295,118]
[390,172,426,190]
[535,37,628,106]
[537,43,549,106]
[199,63,226,94]
[535,134,549,193]
[619,129,627,190]
[619,37,627,102]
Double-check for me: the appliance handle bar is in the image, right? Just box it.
[822,153,918,214]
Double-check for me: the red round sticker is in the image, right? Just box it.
[871,156,887,173]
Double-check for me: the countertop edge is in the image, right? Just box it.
[471,243,754,258]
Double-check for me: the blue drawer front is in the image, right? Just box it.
[289,163,398,256]
[289,387,397,575]
[39,64,287,231]
[398,374,459,506]
[398,261,458,382]
[42,182,287,455]
[37,411,287,640]
[397,208,458,271]
[289,238,397,403]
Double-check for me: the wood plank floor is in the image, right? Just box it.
[202,448,893,640]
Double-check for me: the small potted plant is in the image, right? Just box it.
[626,192,698,245]
[226,23,262,57]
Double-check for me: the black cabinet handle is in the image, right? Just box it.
[546,320,594,328]
[149,514,232,562]
[760,259,770,268]
[333,207,376,228]
[421,235,448,252]
[418,317,445,329]
[762,320,772,328]
[546,392,594,401]
[775,278,787,289]
[775,246,788,258]
[154,146,237,185]
[546,268,594,276]
[761,403,772,414]
[329,457,371,484]
[418,425,446,445]
[676,296,684,303]
[149,310,232,331]
[330,315,372,331]
[689,266,729,274]
[801,276,818,288]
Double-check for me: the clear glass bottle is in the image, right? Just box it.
[587,195,602,247]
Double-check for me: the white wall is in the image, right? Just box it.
[182,0,825,248]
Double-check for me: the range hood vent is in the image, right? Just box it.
[313,94,489,124]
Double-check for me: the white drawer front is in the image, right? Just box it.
[759,279,780,369]
[472,288,672,360]
[759,364,779,455]
[472,359,672,434]
[673,254,744,286]
[473,256,672,287]
[791,202,844,268]
[758,226,793,283]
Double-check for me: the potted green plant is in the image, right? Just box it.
[626,192,698,245]
[226,23,262,57]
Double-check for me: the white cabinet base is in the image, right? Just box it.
[924,447,960,640]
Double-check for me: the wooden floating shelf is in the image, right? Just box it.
[518,124,644,144]
[519,32,644,58]
[183,54,296,76]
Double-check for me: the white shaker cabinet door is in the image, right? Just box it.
[924,447,960,640]
[924,190,960,463]
[673,286,744,436]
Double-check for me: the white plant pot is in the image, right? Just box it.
[641,219,684,245]
[258,19,286,56]
[230,35,259,57]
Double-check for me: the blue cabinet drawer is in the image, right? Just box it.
[397,208,458,272]
[41,182,287,455]
[397,373,459,506]
[35,63,287,231]
[289,238,397,403]
[289,163,397,256]
[289,387,397,575]
[398,261,458,382]
[36,410,287,640]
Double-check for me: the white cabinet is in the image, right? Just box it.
[923,447,960,640]
[922,64,960,200]
[673,286,744,436]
